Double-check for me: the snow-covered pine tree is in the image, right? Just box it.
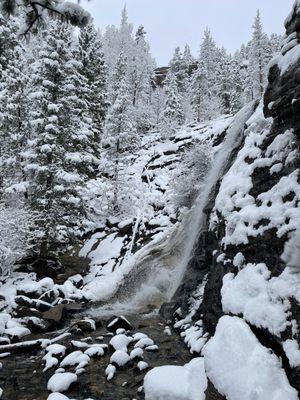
[181,44,195,122]
[190,62,209,122]
[199,28,219,88]
[197,28,223,118]
[103,5,135,95]
[0,14,18,77]
[182,44,195,72]
[161,71,185,136]
[248,10,270,99]
[0,16,29,196]
[215,48,244,114]
[0,42,29,195]
[78,20,108,138]
[128,25,156,131]
[150,86,166,127]
[269,33,282,55]
[227,53,244,113]
[103,76,137,212]
[169,46,186,93]
[130,25,154,106]
[110,51,128,104]
[25,21,98,255]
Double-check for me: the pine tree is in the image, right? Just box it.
[129,25,154,107]
[0,43,28,193]
[162,72,184,136]
[78,20,108,138]
[129,25,155,130]
[248,10,270,99]
[103,76,137,211]
[0,16,27,196]
[25,21,98,254]
[200,28,219,88]
[169,46,186,93]
[190,63,209,122]
[150,87,166,127]
[183,44,195,71]
[269,33,282,55]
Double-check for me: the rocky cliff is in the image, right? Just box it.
[170,2,300,397]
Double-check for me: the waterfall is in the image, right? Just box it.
[90,101,258,317]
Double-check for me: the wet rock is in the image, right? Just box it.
[13,306,42,319]
[74,319,96,333]
[43,304,64,324]
[58,252,90,280]
[0,337,10,345]
[91,317,102,329]
[15,296,53,312]
[159,301,179,321]
[205,380,227,400]
[32,257,65,279]
[106,316,133,333]
[64,303,84,312]
[69,326,83,336]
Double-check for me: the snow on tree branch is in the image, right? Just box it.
[0,0,91,34]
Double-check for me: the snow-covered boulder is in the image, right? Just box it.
[47,372,77,393]
[144,358,207,400]
[203,316,298,400]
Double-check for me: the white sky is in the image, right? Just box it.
[81,0,294,65]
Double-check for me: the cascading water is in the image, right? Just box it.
[90,101,258,317]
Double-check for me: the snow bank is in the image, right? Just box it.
[144,358,207,400]
[203,316,298,400]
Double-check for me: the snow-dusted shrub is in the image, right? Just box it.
[0,201,35,276]
[171,142,212,209]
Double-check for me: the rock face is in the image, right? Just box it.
[169,3,300,396]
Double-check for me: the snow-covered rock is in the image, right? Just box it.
[47,393,70,400]
[84,344,107,358]
[47,372,77,393]
[144,358,207,400]
[110,350,131,367]
[203,316,298,400]
[109,334,132,351]
[105,364,116,381]
[130,347,144,360]
[60,351,90,370]
[134,337,154,349]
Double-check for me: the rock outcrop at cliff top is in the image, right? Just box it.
[172,1,300,397]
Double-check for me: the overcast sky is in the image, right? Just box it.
[81,0,294,65]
